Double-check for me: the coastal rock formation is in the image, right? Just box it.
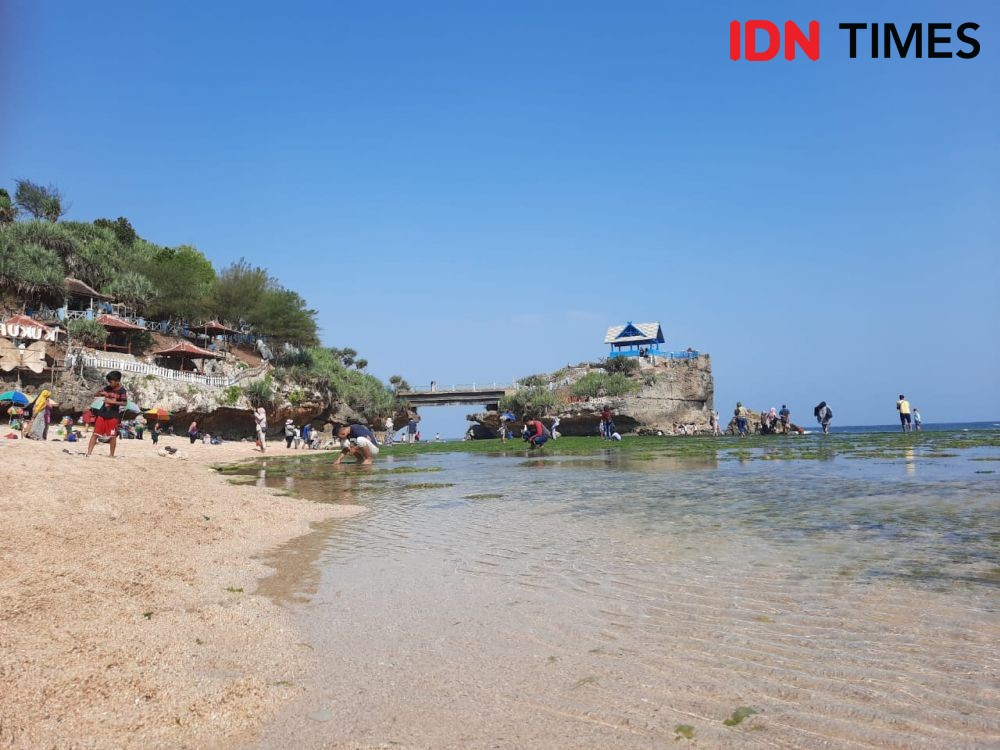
[470,355,714,437]
[38,363,403,440]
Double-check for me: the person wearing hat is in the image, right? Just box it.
[284,418,296,448]
[87,371,127,458]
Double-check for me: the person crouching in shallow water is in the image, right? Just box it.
[333,423,380,465]
[522,417,549,449]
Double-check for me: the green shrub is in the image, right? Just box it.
[282,346,399,423]
[518,374,548,388]
[570,372,637,399]
[67,318,108,347]
[243,375,274,406]
[220,385,242,406]
[287,388,304,406]
[604,357,640,374]
[499,386,556,419]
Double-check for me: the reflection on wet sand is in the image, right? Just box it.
[255,472,367,606]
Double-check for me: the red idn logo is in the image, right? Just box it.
[730,20,820,61]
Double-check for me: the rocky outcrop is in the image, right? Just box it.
[34,364,410,440]
[469,355,715,437]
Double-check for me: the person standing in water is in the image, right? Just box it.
[913,407,922,432]
[778,404,790,434]
[896,394,912,433]
[814,401,833,434]
[735,402,748,437]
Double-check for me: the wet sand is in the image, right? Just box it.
[0,435,362,749]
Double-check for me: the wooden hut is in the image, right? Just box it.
[95,314,144,354]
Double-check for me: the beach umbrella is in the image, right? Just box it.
[0,390,29,406]
[144,407,172,420]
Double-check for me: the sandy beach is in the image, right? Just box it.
[0,435,361,749]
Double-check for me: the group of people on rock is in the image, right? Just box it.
[732,401,815,436]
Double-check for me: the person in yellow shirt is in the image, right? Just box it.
[896,394,912,433]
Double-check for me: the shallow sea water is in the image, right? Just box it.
[246,434,1000,749]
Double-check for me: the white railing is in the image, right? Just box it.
[404,382,516,393]
[68,351,268,388]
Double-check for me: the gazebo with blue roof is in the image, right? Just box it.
[604,321,665,358]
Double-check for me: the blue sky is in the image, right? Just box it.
[3,1,998,435]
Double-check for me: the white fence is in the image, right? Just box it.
[67,351,268,388]
[405,382,517,393]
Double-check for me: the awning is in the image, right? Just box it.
[153,341,223,359]
[198,319,241,336]
[96,314,144,331]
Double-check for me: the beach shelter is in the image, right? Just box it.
[2,313,57,340]
[197,319,240,352]
[144,407,172,421]
[95,314,144,354]
[603,321,665,358]
[153,341,222,373]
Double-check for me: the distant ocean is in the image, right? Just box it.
[828,421,1000,434]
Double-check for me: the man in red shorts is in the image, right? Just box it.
[87,370,127,458]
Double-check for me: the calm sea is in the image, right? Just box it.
[828,420,1000,434]
[247,429,1000,749]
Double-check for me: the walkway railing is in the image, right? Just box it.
[67,351,268,388]
[403,382,517,394]
[609,350,701,360]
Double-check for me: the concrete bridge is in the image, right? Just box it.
[398,383,516,408]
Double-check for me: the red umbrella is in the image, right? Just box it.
[144,407,172,421]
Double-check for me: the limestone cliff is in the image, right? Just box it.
[469,355,714,437]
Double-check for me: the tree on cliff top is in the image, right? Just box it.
[15,179,67,222]
[139,244,216,320]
